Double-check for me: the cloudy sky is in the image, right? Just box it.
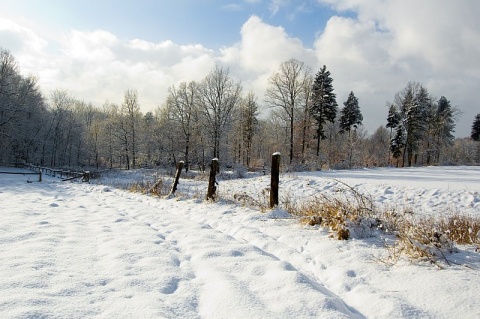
[1,0,479,137]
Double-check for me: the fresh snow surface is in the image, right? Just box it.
[1,166,479,318]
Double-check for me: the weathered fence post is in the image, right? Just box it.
[169,161,184,196]
[206,158,219,200]
[82,171,90,182]
[270,152,281,208]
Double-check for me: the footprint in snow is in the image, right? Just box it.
[159,277,179,294]
[383,188,394,195]
[49,203,59,207]
[346,270,356,278]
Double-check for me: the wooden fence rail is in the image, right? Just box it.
[0,170,42,182]
[18,164,90,182]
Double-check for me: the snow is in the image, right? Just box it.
[1,166,479,318]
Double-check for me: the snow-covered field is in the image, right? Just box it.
[1,166,479,318]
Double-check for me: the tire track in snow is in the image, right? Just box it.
[119,195,365,319]
[162,197,436,319]
[0,181,201,318]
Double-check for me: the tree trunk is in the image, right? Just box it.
[185,134,190,172]
[316,125,321,157]
[169,161,184,196]
[289,111,294,164]
[270,153,281,208]
[206,158,219,200]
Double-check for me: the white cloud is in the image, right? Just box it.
[0,18,47,54]
[219,15,317,104]
[1,21,216,111]
[221,4,243,12]
[1,1,479,137]
[268,0,288,16]
[314,0,480,136]
[225,16,316,72]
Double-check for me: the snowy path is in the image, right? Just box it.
[1,176,358,318]
[1,167,479,318]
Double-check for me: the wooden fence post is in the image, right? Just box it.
[206,158,219,200]
[270,152,281,208]
[169,161,184,196]
[82,171,90,182]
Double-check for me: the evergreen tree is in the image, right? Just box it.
[472,114,480,141]
[390,82,429,167]
[390,125,405,167]
[386,104,400,165]
[339,91,363,134]
[310,65,337,156]
[404,84,428,166]
[434,96,456,163]
[422,99,437,165]
[386,104,400,131]
[339,91,362,167]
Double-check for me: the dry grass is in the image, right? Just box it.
[119,172,479,266]
[218,185,270,212]
[284,192,380,240]
[120,176,171,197]
[279,184,480,265]
[437,214,480,245]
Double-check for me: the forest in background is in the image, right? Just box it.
[1,48,479,171]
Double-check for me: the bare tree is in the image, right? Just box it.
[266,58,311,164]
[230,91,259,167]
[167,81,199,171]
[122,89,141,168]
[198,65,242,159]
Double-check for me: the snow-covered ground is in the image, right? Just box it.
[1,166,479,318]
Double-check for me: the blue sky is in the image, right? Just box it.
[2,0,337,48]
[1,0,479,137]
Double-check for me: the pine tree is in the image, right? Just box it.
[386,104,400,131]
[339,91,363,134]
[339,91,362,167]
[404,84,428,166]
[310,65,337,156]
[472,114,480,141]
[389,82,429,167]
[386,104,400,165]
[390,125,405,167]
[434,96,456,163]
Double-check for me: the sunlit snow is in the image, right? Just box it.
[1,166,479,318]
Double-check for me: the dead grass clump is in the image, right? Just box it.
[383,213,480,266]
[437,214,480,245]
[286,183,477,266]
[288,193,380,240]
[233,192,269,212]
[392,217,457,265]
[220,186,270,212]
[127,180,152,194]
[122,177,170,197]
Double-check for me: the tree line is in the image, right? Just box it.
[1,49,479,171]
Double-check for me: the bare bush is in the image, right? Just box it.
[281,183,479,265]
